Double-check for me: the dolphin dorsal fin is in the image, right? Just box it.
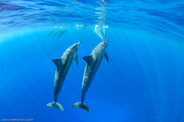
[104,52,109,62]
[83,56,92,64]
[52,58,63,68]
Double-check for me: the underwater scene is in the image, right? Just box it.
[0,0,184,122]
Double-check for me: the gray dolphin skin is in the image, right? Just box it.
[72,40,109,113]
[47,41,81,111]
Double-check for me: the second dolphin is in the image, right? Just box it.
[72,40,109,113]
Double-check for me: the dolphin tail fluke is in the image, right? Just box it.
[46,102,64,111]
[72,102,90,113]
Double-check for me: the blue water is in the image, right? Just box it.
[0,0,184,122]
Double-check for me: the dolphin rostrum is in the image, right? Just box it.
[47,41,81,111]
[72,40,109,113]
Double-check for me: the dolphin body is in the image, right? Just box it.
[72,40,108,113]
[47,41,81,111]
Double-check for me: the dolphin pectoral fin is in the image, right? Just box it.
[75,55,79,65]
[104,52,109,62]
[72,102,90,113]
[52,58,63,68]
[83,56,92,64]
[46,102,64,111]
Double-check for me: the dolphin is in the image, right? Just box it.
[72,40,109,113]
[49,26,67,38]
[47,41,81,111]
